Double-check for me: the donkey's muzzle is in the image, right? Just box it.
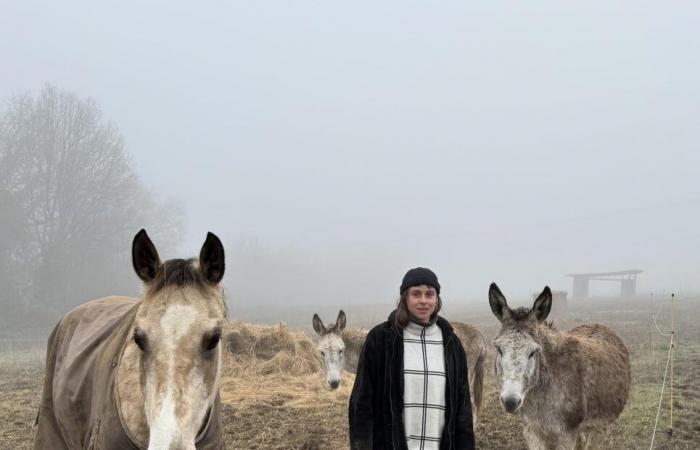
[329,380,340,389]
[501,394,522,413]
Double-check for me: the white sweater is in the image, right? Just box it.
[403,320,446,450]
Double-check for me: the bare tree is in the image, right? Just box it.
[0,84,184,320]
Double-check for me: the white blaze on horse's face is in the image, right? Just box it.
[131,230,226,450]
[488,282,552,415]
[135,290,224,450]
[312,310,347,390]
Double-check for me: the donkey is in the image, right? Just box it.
[311,311,487,426]
[34,230,227,450]
[451,321,488,425]
[312,310,365,389]
[488,283,630,450]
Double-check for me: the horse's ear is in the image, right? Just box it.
[336,310,346,332]
[489,283,510,322]
[132,229,160,282]
[532,286,552,322]
[200,232,225,284]
[312,314,326,335]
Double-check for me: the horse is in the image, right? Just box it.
[311,310,487,425]
[34,229,228,450]
[311,310,364,389]
[488,283,631,450]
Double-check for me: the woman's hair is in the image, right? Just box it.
[393,289,442,331]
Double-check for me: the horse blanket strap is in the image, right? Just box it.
[33,296,225,450]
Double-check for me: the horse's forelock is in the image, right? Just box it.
[147,258,209,295]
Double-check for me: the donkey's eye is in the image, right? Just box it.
[528,350,536,359]
[133,331,147,351]
[204,333,221,351]
[320,351,326,357]
[339,350,343,356]
[496,347,503,357]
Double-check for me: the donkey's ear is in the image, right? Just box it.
[312,314,326,335]
[336,310,347,331]
[532,286,552,322]
[199,232,225,284]
[489,283,510,322]
[132,229,160,282]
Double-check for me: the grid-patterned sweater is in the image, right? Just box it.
[403,320,446,450]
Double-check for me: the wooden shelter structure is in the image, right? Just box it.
[566,269,642,298]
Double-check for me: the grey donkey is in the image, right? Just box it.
[489,283,630,450]
[312,310,364,389]
[312,310,487,427]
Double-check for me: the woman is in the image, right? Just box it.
[349,267,475,450]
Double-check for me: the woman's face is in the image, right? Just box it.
[406,285,438,324]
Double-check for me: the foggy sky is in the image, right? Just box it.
[2,1,699,304]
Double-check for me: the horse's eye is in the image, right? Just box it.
[320,351,326,357]
[133,331,147,351]
[528,350,536,359]
[205,333,221,351]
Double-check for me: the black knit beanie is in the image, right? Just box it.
[400,267,440,295]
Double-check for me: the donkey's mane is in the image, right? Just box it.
[324,324,342,334]
[507,307,557,332]
[509,307,531,321]
[148,258,208,294]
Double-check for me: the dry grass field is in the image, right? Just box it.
[1,295,698,449]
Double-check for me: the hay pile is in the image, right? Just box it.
[340,328,367,349]
[339,328,367,373]
[220,322,356,449]
[224,321,322,376]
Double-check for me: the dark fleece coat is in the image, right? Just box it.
[33,296,224,450]
[348,311,475,450]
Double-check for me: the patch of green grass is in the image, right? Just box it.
[606,383,662,449]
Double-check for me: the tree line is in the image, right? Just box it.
[0,84,184,335]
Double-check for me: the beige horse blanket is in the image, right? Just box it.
[34,296,224,449]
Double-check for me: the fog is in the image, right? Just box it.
[1,1,699,331]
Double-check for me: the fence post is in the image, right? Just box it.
[670,292,675,434]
